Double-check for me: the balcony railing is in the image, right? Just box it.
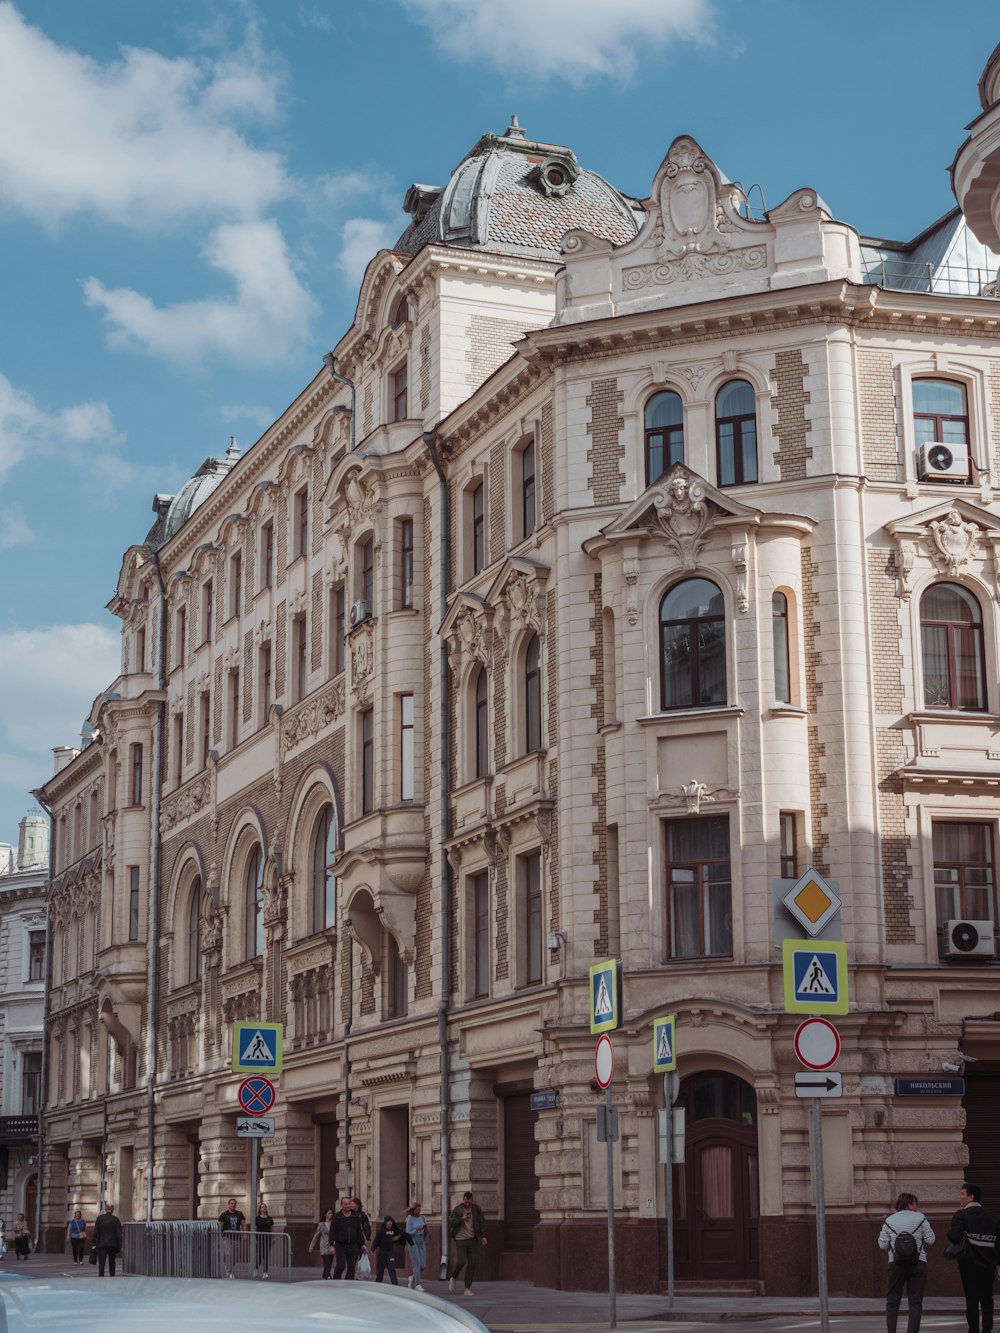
[0,1116,39,1144]
[861,253,1000,297]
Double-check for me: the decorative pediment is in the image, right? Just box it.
[109,545,152,619]
[325,456,383,536]
[486,556,550,646]
[218,514,248,551]
[276,442,315,487]
[440,593,493,673]
[188,542,221,578]
[245,479,278,519]
[886,500,1000,600]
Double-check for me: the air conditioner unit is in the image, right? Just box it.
[944,919,996,959]
[349,599,370,628]
[918,441,969,480]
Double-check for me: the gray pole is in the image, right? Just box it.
[605,1083,616,1330]
[813,1097,829,1333]
[250,1136,258,1278]
[663,1073,675,1309]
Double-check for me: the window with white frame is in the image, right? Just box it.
[399,518,414,609]
[933,821,995,934]
[399,694,415,801]
[913,379,971,482]
[27,930,45,982]
[772,592,791,705]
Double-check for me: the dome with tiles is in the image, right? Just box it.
[145,438,241,550]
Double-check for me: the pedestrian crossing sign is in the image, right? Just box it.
[652,1014,677,1073]
[782,939,849,1015]
[589,959,622,1035]
[232,1020,284,1074]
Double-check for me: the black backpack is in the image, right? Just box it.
[886,1217,923,1269]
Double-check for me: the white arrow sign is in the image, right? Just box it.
[794,1072,843,1099]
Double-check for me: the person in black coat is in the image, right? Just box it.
[372,1215,411,1285]
[92,1203,123,1277]
[331,1197,367,1279]
[947,1181,1000,1333]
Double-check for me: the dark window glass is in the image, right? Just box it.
[28,930,45,982]
[387,934,408,1017]
[644,391,684,485]
[361,708,375,814]
[521,439,536,538]
[473,872,490,998]
[295,617,307,701]
[260,643,272,719]
[176,607,186,667]
[920,583,985,710]
[680,1072,757,1126]
[933,821,995,928]
[231,553,242,619]
[913,379,970,458]
[715,379,757,487]
[174,710,184,783]
[311,805,337,934]
[230,669,240,747]
[390,296,409,329]
[333,585,346,672]
[659,578,727,710]
[779,813,798,879]
[772,592,791,704]
[474,668,490,778]
[130,744,143,806]
[393,364,408,421]
[525,634,542,753]
[262,521,274,588]
[400,518,414,608]
[128,865,141,942]
[245,845,264,959]
[188,879,202,984]
[665,816,732,959]
[472,482,485,574]
[136,626,145,673]
[361,539,374,607]
[21,1052,41,1116]
[295,488,308,558]
[200,694,210,766]
[525,851,542,985]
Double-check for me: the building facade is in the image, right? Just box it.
[37,55,1000,1294]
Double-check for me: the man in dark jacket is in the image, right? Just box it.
[447,1191,487,1297]
[92,1203,123,1277]
[948,1182,1000,1333]
[331,1196,367,1279]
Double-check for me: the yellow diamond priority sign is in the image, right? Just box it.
[782,867,841,937]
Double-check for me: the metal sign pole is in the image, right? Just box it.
[249,1135,258,1277]
[663,1073,675,1309]
[605,1082,616,1330]
[813,1097,829,1333]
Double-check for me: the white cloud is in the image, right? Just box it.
[221,402,276,430]
[339,217,399,286]
[399,0,714,83]
[0,2,289,228]
[83,219,319,370]
[0,509,32,549]
[0,372,124,481]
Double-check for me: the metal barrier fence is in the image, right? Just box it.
[122,1221,292,1281]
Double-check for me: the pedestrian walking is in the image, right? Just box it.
[332,1196,366,1279]
[947,1181,1000,1333]
[447,1190,487,1297]
[12,1213,30,1261]
[92,1203,122,1277]
[405,1199,429,1292]
[878,1190,935,1333]
[350,1197,372,1248]
[218,1197,246,1278]
[372,1214,411,1284]
[308,1207,335,1279]
[254,1202,275,1278]
[67,1209,88,1265]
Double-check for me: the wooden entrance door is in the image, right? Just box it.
[673,1071,759,1282]
[503,1093,539,1252]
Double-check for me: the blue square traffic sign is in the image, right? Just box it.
[589,959,621,1035]
[232,1021,284,1074]
[782,939,848,1015]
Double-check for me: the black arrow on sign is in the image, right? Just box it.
[797,1075,839,1091]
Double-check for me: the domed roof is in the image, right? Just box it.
[395,117,642,261]
[145,438,241,550]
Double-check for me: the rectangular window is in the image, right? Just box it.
[523,850,543,985]
[259,643,272,721]
[230,552,242,620]
[360,538,374,608]
[331,585,346,673]
[933,821,995,928]
[392,363,408,422]
[21,1052,41,1116]
[174,710,183,783]
[472,481,485,575]
[400,694,414,801]
[201,579,213,643]
[665,816,732,959]
[129,743,143,806]
[779,812,798,879]
[388,935,408,1018]
[261,520,274,589]
[175,606,186,668]
[361,707,375,815]
[521,438,536,539]
[28,930,45,982]
[294,616,307,701]
[400,518,414,609]
[200,694,211,768]
[229,669,240,749]
[128,865,141,942]
[473,871,490,998]
[136,625,146,673]
[294,487,309,559]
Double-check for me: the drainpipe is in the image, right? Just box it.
[31,789,55,1251]
[322,354,356,453]
[422,429,452,1279]
[342,929,353,1197]
[146,550,168,1220]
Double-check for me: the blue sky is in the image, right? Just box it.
[1,0,998,839]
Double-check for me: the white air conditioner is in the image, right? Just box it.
[918,441,970,480]
[944,919,995,959]
[349,599,370,628]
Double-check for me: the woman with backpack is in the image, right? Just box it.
[877,1191,935,1333]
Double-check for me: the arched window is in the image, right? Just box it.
[660,579,727,710]
[715,379,757,487]
[772,592,791,704]
[920,583,986,710]
[311,804,337,934]
[644,390,684,485]
[389,295,410,328]
[187,878,202,984]
[524,635,542,753]
[474,668,490,778]
[244,845,264,959]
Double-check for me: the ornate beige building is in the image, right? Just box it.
[36,54,1000,1294]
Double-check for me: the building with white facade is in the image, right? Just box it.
[36,51,1000,1295]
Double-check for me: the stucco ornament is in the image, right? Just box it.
[504,572,544,638]
[928,508,979,575]
[281,681,345,755]
[622,557,640,626]
[201,881,223,953]
[161,773,210,832]
[650,470,711,569]
[345,473,377,528]
[456,607,491,668]
[683,779,713,815]
[351,622,375,704]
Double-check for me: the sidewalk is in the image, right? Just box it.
[2,1252,970,1329]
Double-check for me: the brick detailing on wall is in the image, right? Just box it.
[242,630,253,722]
[877,727,915,943]
[589,576,609,955]
[988,360,1000,484]
[185,683,195,765]
[339,932,351,1029]
[802,546,830,876]
[276,492,288,588]
[495,843,509,983]
[416,499,434,1003]
[867,547,905,714]
[359,954,376,1016]
[586,377,625,505]
[275,603,286,700]
[859,350,899,481]
[213,657,223,744]
[467,315,531,392]
[540,401,555,525]
[447,480,458,595]
[363,380,373,438]
[489,441,506,565]
[419,325,431,415]
[311,571,324,672]
[772,349,813,480]
[493,626,508,771]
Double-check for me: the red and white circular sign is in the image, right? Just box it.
[594,1034,615,1089]
[794,1017,841,1071]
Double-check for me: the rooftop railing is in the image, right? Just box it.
[861,253,1000,297]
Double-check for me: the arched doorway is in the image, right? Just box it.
[674,1070,759,1281]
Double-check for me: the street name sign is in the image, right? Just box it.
[589,959,622,1035]
[794,1017,841,1070]
[236,1116,275,1138]
[652,1014,677,1073]
[232,1020,284,1074]
[795,1072,843,1099]
[237,1076,276,1115]
[782,939,849,1015]
[530,1090,559,1111]
[895,1077,965,1097]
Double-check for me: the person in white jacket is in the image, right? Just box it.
[878,1191,936,1333]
